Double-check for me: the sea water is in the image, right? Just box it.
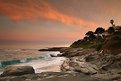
[0,49,66,74]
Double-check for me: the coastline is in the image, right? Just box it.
[0,49,66,74]
[1,47,121,81]
[38,47,68,51]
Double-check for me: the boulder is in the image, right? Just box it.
[61,59,70,71]
[72,62,98,74]
[50,54,58,57]
[50,53,62,57]
[61,57,98,75]
[1,66,35,77]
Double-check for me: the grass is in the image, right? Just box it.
[70,39,104,51]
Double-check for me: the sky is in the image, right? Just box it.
[0,0,121,49]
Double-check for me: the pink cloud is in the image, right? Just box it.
[0,0,97,27]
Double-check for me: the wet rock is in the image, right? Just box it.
[1,66,35,77]
[50,53,62,57]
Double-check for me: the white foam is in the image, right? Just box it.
[15,57,66,73]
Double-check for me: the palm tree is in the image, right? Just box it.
[110,19,115,26]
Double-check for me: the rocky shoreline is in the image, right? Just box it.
[38,47,67,51]
[0,65,103,81]
[0,71,103,81]
[60,48,121,81]
[0,47,121,81]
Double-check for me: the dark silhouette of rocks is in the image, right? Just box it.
[39,47,67,51]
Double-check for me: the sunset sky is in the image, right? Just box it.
[0,0,121,49]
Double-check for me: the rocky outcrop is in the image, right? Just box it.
[50,53,62,57]
[1,66,35,77]
[1,47,121,81]
[38,47,67,51]
[60,48,96,57]
[60,48,121,81]
[61,57,98,75]
[60,48,99,74]
[0,72,105,81]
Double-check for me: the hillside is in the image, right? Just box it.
[103,30,121,54]
[70,20,121,54]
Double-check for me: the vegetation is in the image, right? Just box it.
[110,19,115,26]
[94,27,105,34]
[107,27,115,34]
[70,20,121,52]
[103,30,121,53]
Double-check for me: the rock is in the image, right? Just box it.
[61,57,98,75]
[93,73,121,81]
[59,46,121,81]
[75,62,97,74]
[50,53,62,57]
[0,72,105,81]
[50,54,58,57]
[39,47,67,51]
[70,61,98,75]
[1,66,35,77]
[61,48,96,57]
[61,59,70,71]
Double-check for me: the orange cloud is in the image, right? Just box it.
[0,0,97,27]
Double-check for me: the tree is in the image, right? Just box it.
[95,27,105,39]
[85,31,93,36]
[107,27,115,34]
[95,27,105,34]
[88,34,96,41]
[110,19,115,26]
[85,31,96,41]
[84,36,88,41]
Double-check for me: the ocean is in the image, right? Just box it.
[0,49,66,74]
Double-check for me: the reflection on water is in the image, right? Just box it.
[0,56,44,68]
